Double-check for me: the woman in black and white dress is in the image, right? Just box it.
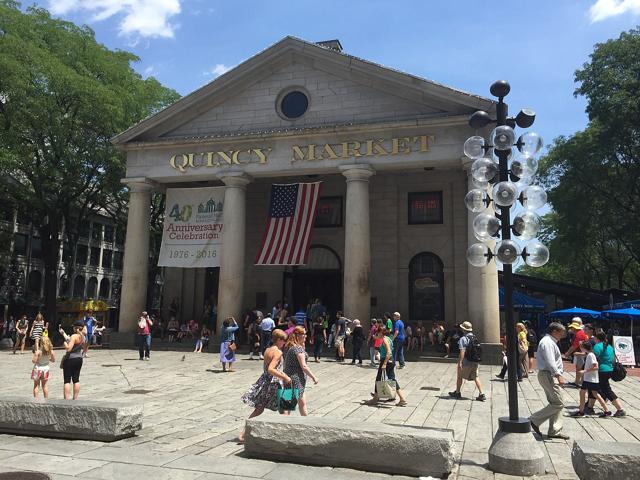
[283,326,318,416]
[29,313,45,351]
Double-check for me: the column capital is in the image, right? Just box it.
[220,172,252,189]
[339,164,375,182]
[121,177,157,193]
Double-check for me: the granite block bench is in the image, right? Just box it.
[0,397,143,441]
[244,414,455,478]
[572,440,640,479]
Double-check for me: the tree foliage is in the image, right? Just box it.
[0,1,180,322]
[519,28,640,291]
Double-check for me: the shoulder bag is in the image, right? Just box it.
[375,370,397,401]
[611,346,627,382]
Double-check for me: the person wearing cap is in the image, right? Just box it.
[448,321,486,401]
[350,319,365,365]
[59,319,86,400]
[563,317,588,387]
[529,322,569,439]
[392,312,406,368]
[137,311,153,361]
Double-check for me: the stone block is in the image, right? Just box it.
[244,414,455,478]
[0,396,143,441]
[572,440,640,479]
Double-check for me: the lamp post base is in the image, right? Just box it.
[488,418,546,476]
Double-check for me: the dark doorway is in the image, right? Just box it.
[283,245,342,314]
[204,267,219,308]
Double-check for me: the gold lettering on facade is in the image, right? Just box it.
[168,134,434,172]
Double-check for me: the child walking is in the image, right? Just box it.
[571,342,610,417]
[32,336,55,398]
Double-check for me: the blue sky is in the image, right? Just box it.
[35,0,640,148]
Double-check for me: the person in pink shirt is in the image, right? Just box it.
[137,311,153,361]
[563,317,588,386]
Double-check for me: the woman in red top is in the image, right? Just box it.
[137,311,153,361]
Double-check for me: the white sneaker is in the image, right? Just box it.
[249,354,254,360]
[259,354,264,360]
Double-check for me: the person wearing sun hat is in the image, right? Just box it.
[448,321,486,401]
[563,317,588,387]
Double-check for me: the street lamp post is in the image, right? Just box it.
[464,80,549,476]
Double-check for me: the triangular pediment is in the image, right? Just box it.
[113,36,494,146]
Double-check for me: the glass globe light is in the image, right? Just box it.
[521,185,547,210]
[467,243,492,267]
[515,174,534,189]
[471,158,498,183]
[524,241,550,267]
[496,239,521,265]
[492,181,518,207]
[492,147,512,164]
[473,213,500,241]
[510,154,538,179]
[464,189,488,213]
[464,136,485,160]
[471,176,490,190]
[512,211,541,240]
[518,132,543,156]
[491,125,516,151]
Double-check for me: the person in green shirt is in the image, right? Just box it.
[384,312,393,332]
[586,332,625,417]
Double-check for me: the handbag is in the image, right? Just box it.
[59,352,69,370]
[612,352,627,382]
[228,341,237,352]
[276,386,299,412]
[375,370,397,400]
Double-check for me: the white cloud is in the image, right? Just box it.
[589,0,640,22]
[203,64,233,78]
[143,65,155,76]
[47,0,181,39]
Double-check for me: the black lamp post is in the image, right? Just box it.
[464,80,549,475]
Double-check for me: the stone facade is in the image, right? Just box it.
[114,36,500,342]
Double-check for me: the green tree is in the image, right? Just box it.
[521,28,640,291]
[0,2,179,324]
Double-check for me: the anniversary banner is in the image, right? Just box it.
[158,187,225,268]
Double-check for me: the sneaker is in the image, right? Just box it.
[571,411,585,417]
[448,391,461,399]
[598,411,612,418]
[495,374,505,380]
[548,433,570,440]
[259,354,264,360]
[614,410,626,417]
[145,357,150,361]
[476,394,486,402]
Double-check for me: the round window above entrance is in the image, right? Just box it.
[277,88,309,120]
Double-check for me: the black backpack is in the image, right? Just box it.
[527,329,537,345]
[465,333,482,362]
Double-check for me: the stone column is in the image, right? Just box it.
[340,165,374,326]
[464,160,502,364]
[217,173,251,333]
[119,178,154,332]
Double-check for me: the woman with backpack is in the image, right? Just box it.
[586,332,626,417]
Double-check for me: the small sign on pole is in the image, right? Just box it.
[613,336,636,366]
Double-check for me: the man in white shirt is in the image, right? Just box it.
[529,322,568,439]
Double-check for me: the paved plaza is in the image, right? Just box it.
[1,348,640,479]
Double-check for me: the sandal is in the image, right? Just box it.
[396,401,408,407]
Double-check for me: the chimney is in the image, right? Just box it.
[316,39,343,52]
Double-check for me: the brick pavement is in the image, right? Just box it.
[1,348,639,479]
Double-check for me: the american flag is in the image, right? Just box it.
[254,182,322,265]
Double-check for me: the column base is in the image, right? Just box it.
[481,342,503,366]
[488,428,546,476]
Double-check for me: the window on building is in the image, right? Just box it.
[73,275,85,298]
[104,225,114,242]
[59,274,69,297]
[90,247,100,266]
[31,237,42,259]
[87,276,98,298]
[315,196,343,228]
[409,252,444,321]
[0,203,13,222]
[76,245,88,265]
[113,251,123,270]
[115,228,125,245]
[408,191,443,225]
[102,249,112,269]
[62,242,71,263]
[91,223,102,242]
[14,233,28,256]
[99,278,110,299]
[28,270,42,296]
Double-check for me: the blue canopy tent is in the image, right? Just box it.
[549,307,601,318]
[601,307,640,336]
